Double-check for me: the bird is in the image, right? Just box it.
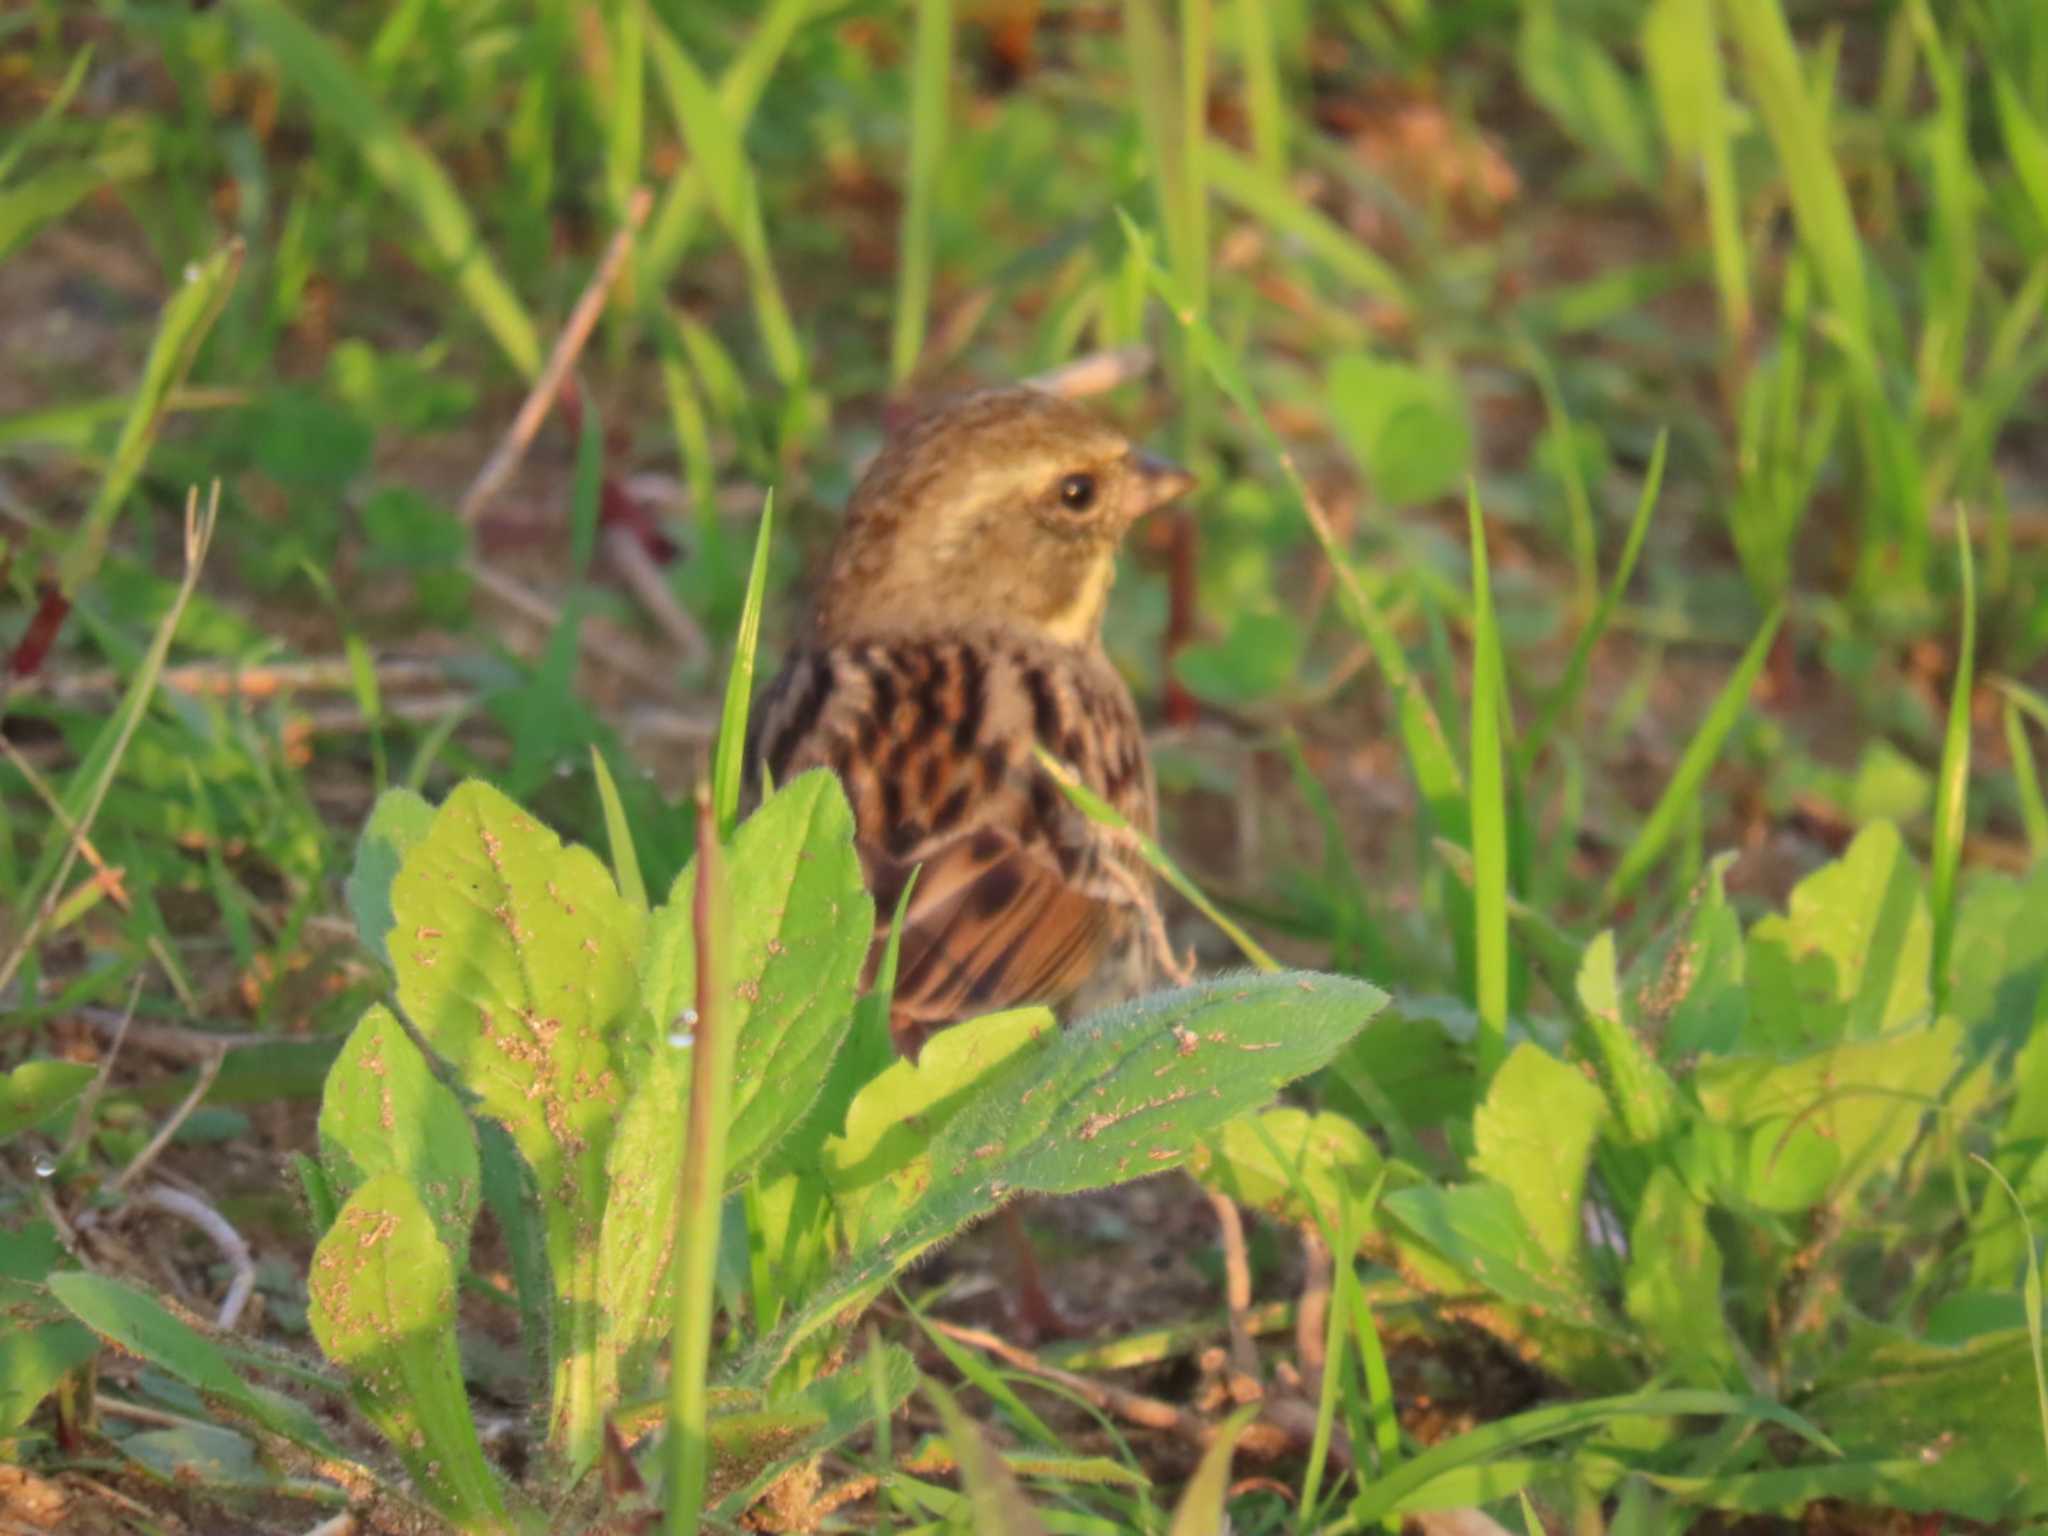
[747,385,1196,1334]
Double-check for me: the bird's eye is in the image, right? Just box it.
[1058,473,1097,512]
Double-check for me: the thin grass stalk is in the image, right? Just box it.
[1599,603,1785,913]
[666,788,736,1534]
[1929,512,1975,1011]
[891,0,952,385]
[1518,431,1668,776]
[1466,486,1509,1077]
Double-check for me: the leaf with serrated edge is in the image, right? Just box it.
[319,1004,479,1261]
[731,971,1386,1385]
[308,1173,511,1532]
[640,770,871,1181]
[387,779,641,1463]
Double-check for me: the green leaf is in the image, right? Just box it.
[1745,821,1933,1049]
[1627,854,1748,1058]
[1801,1324,2048,1518]
[317,1005,480,1261]
[1327,354,1470,507]
[1518,5,1657,183]
[739,971,1386,1382]
[1174,610,1306,707]
[1622,1167,1736,1384]
[712,490,775,837]
[1471,1043,1609,1278]
[120,1424,270,1492]
[344,787,434,969]
[308,1174,511,1532]
[1190,1106,1383,1229]
[388,779,641,1463]
[1945,864,2048,1055]
[48,1273,333,1453]
[1691,1016,1962,1209]
[0,1060,95,1143]
[242,387,375,490]
[642,769,871,1181]
[0,1306,97,1436]
[1575,932,1680,1146]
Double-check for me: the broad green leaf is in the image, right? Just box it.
[317,1004,480,1260]
[1692,1016,1961,1208]
[1327,354,1470,507]
[0,1060,95,1142]
[121,1424,268,1491]
[593,1047,690,1401]
[1802,1323,2048,1518]
[308,1174,510,1532]
[344,787,433,969]
[1190,1106,1382,1228]
[1745,821,1932,1049]
[737,972,1386,1382]
[387,779,641,1463]
[1174,610,1307,707]
[48,1273,333,1454]
[642,769,872,1182]
[0,1298,96,1435]
[1945,864,2048,1055]
[1381,1181,1603,1327]
[1622,1168,1736,1384]
[825,1007,1056,1197]
[1471,1043,1608,1278]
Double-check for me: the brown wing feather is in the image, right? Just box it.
[752,630,1150,1055]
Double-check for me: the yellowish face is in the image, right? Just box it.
[815,388,1195,647]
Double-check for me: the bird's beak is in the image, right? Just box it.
[1129,451,1197,516]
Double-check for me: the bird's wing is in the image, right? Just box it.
[751,637,1131,1050]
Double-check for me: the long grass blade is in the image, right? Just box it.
[2005,696,2048,861]
[891,0,952,385]
[58,244,241,597]
[1600,603,1785,912]
[1467,486,1509,1078]
[1929,512,1975,1009]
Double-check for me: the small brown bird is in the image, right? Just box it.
[750,386,1195,1056]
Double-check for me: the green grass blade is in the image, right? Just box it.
[1467,485,1509,1078]
[57,244,241,597]
[1600,603,1785,913]
[2005,697,2048,861]
[1929,513,1975,1010]
[227,0,541,378]
[1232,0,1286,177]
[590,745,648,915]
[710,490,775,839]
[891,0,952,386]
[1519,429,1668,775]
[1973,1155,2048,1475]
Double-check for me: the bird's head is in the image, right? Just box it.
[813,387,1195,648]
